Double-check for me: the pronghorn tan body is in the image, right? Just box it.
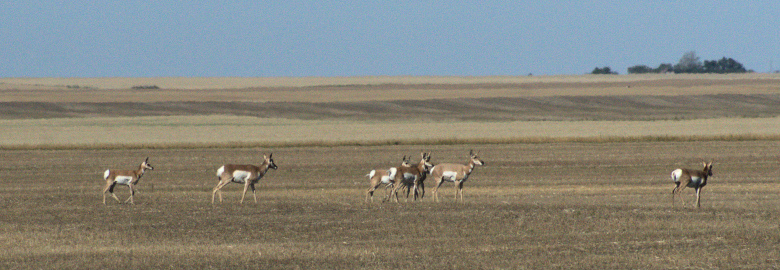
[212,154,277,204]
[430,150,484,202]
[671,162,713,208]
[365,167,399,202]
[388,153,433,202]
[102,157,154,204]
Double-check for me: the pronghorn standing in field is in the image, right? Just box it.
[388,152,433,202]
[430,150,484,202]
[670,162,713,208]
[212,153,278,204]
[102,157,154,204]
[364,158,411,202]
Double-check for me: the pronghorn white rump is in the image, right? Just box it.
[365,167,399,202]
[430,150,484,202]
[671,162,713,208]
[102,157,154,204]
[212,153,277,204]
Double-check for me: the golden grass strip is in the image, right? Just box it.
[1,115,780,150]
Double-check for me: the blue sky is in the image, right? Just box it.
[2,1,778,77]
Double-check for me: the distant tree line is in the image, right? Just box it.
[591,51,750,75]
[591,66,618,75]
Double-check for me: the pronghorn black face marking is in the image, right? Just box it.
[469,150,485,166]
[267,153,278,170]
[142,157,154,171]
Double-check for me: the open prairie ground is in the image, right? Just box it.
[2,143,780,269]
[1,75,780,268]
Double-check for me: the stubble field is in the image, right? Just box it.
[1,75,780,269]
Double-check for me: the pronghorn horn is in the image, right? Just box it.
[145,157,149,162]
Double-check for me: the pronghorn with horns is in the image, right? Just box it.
[212,153,278,204]
[430,150,484,202]
[102,157,154,204]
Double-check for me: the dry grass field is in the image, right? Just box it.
[1,75,780,269]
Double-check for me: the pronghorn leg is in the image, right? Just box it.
[240,181,251,204]
[695,188,702,208]
[212,178,230,203]
[250,183,258,203]
[381,183,395,202]
[457,182,464,202]
[453,181,460,202]
[671,182,681,206]
[404,183,411,202]
[418,181,425,199]
[124,184,135,204]
[103,181,117,204]
[365,187,375,203]
[389,182,402,203]
[366,182,381,203]
[107,182,121,203]
[433,179,444,202]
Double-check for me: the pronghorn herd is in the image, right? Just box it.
[101,151,714,208]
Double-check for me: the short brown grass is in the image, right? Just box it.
[1,142,779,269]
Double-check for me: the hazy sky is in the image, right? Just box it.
[3,1,779,77]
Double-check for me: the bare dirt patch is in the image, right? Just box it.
[2,74,780,103]
[3,94,780,121]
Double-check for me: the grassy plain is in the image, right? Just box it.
[1,75,780,268]
[2,142,779,269]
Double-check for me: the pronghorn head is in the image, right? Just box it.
[265,153,278,170]
[401,155,412,167]
[469,150,485,166]
[702,161,713,177]
[420,152,434,172]
[141,157,154,171]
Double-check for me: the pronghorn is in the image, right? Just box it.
[671,162,713,208]
[364,157,411,202]
[430,150,484,202]
[388,152,433,202]
[102,157,154,204]
[212,153,277,204]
